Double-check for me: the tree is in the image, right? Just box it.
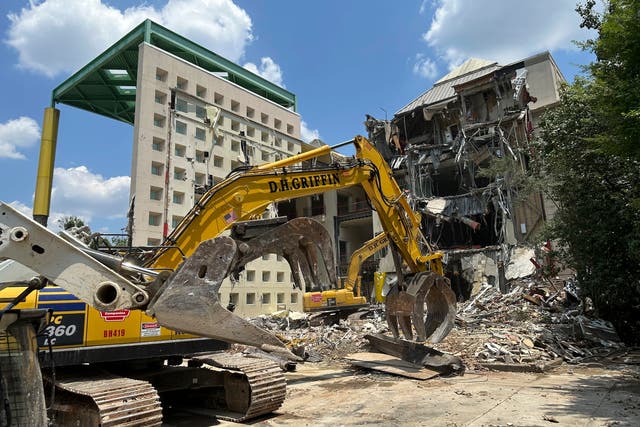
[535,1,640,343]
[576,0,640,158]
[57,215,86,231]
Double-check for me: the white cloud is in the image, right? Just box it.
[6,0,253,77]
[0,117,40,159]
[243,57,285,87]
[50,166,130,223]
[419,0,429,14]
[423,0,596,69]
[300,121,320,143]
[413,54,438,79]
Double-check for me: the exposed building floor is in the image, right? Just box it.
[164,362,640,426]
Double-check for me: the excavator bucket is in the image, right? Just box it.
[385,271,457,343]
[148,218,337,359]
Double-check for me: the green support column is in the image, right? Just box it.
[33,107,60,226]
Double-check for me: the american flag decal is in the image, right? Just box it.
[224,210,237,224]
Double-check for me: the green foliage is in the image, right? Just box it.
[576,0,640,158]
[534,0,640,343]
[57,216,85,231]
[109,235,130,248]
[536,76,640,343]
[477,155,545,203]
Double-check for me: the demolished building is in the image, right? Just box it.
[366,52,565,296]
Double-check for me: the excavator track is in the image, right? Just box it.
[45,370,163,426]
[193,352,287,422]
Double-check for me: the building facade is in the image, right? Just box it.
[365,51,564,295]
[130,43,308,315]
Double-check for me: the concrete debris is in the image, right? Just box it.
[244,274,628,377]
[437,275,626,370]
[345,352,441,380]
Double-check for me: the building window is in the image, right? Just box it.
[276,272,285,282]
[155,90,167,105]
[173,191,184,205]
[148,212,161,226]
[246,106,255,118]
[153,114,165,128]
[246,126,255,138]
[195,150,207,163]
[171,215,183,228]
[231,100,240,112]
[231,160,241,169]
[246,270,255,281]
[274,138,282,148]
[277,293,285,304]
[261,131,269,143]
[229,292,239,305]
[195,127,206,141]
[213,155,223,168]
[262,271,271,282]
[176,76,188,90]
[214,136,223,147]
[174,144,186,157]
[261,293,271,304]
[147,238,161,246]
[261,113,269,124]
[155,68,167,82]
[176,97,188,112]
[286,124,294,135]
[231,140,240,152]
[274,118,282,130]
[287,141,295,152]
[277,255,284,261]
[290,293,299,304]
[231,120,240,132]
[174,167,186,180]
[246,293,256,305]
[214,92,224,106]
[262,254,270,261]
[151,162,163,176]
[195,105,206,119]
[175,121,187,135]
[152,137,164,152]
[195,172,205,185]
[261,150,270,162]
[196,84,207,98]
[149,186,162,201]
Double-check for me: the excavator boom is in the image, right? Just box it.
[1,135,456,360]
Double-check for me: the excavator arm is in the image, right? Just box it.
[343,232,389,295]
[0,135,456,360]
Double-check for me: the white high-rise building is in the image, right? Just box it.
[49,20,375,315]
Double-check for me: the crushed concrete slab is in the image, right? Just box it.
[346,352,441,380]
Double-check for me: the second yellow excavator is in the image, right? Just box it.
[303,232,389,312]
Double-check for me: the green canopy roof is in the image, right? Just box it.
[52,19,297,125]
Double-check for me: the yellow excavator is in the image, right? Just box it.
[303,231,389,312]
[0,135,457,424]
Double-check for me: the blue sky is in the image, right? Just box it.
[0,0,596,234]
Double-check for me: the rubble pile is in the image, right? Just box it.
[434,278,625,370]
[248,309,389,363]
[246,276,626,372]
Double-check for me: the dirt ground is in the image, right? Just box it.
[164,361,640,427]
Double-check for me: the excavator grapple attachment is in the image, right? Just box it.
[149,218,337,359]
[231,217,338,292]
[385,272,457,344]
